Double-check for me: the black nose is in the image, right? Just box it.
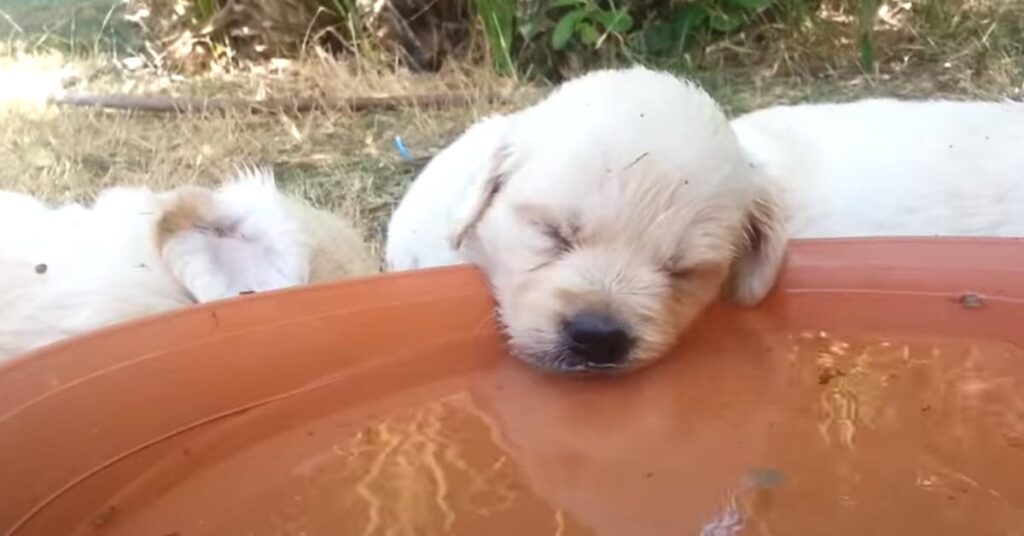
[563,311,634,367]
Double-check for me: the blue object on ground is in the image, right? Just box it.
[394,136,411,160]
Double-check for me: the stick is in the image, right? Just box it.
[49,91,497,115]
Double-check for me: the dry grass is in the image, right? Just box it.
[694,0,1024,112]
[0,0,1021,260]
[0,53,537,258]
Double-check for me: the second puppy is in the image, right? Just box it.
[0,167,378,361]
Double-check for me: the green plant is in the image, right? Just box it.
[474,0,516,75]
[193,0,219,21]
[162,0,895,80]
[476,0,791,80]
[327,0,368,55]
[858,0,878,71]
[546,0,634,51]
[638,0,776,57]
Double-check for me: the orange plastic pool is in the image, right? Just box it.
[2,238,1024,535]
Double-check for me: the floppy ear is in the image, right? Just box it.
[725,186,788,306]
[449,144,515,251]
[155,171,309,303]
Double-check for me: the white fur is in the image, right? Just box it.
[386,67,782,372]
[159,169,310,301]
[385,67,1024,373]
[731,98,1024,238]
[0,167,377,361]
[385,114,511,270]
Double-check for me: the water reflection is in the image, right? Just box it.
[80,329,1024,536]
[283,394,588,536]
[467,330,1024,535]
[701,493,743,536]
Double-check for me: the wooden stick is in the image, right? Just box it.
[49,92,496,115]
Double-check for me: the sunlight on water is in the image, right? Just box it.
[279,394,591,536]
[77,331,1024,536]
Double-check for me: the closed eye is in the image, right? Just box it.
[541,222,575,254]
[664,262,695,281]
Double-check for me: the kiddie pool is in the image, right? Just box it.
[2,238,1024,536]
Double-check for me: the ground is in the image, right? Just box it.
[0,0,1021,263]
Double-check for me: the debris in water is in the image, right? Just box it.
[92,505,118,527]
[818,366,846,385]
[958,293,984,309]
[743,468,786,489]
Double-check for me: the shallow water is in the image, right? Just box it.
[69,326,1024,536]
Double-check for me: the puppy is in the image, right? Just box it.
[389,66,1024,374]
[386,67,786,373]
[730,98,1024,238]
[0,167,377,360]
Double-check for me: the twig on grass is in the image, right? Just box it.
[49,91,504,115]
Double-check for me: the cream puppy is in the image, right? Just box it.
[731,98,1024,238]
[0,167,377,360]
[388,67,1024,375]
[386,67,786,373]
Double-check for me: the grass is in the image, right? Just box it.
[0,0,1021,261]
[0,52,535,259]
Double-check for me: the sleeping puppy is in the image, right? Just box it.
[386,67,786,373]
[0,167,377,360]
[387,66,1024,376]
[730,98,1024,238]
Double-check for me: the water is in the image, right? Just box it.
[64,328,1024,536]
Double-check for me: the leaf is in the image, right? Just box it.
[642,21,675,53]
[709,11,744,32]
[859,0,879,71]
[547,0,587,8]
[668,4,709,49]
[577,21,600,46]
[551,10,586,50]
[518,19,540,40]
[672,5,709,33]
[474,0,516,75]
[194,0,218,19]
[592,8,634,33]
[727,0,775,10]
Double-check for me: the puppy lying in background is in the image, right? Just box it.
[730,98,1024,238]
[386,65,1024,375]
[0,167,377,361]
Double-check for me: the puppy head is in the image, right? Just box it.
[451,67,786,373]
[155,167,377,303]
